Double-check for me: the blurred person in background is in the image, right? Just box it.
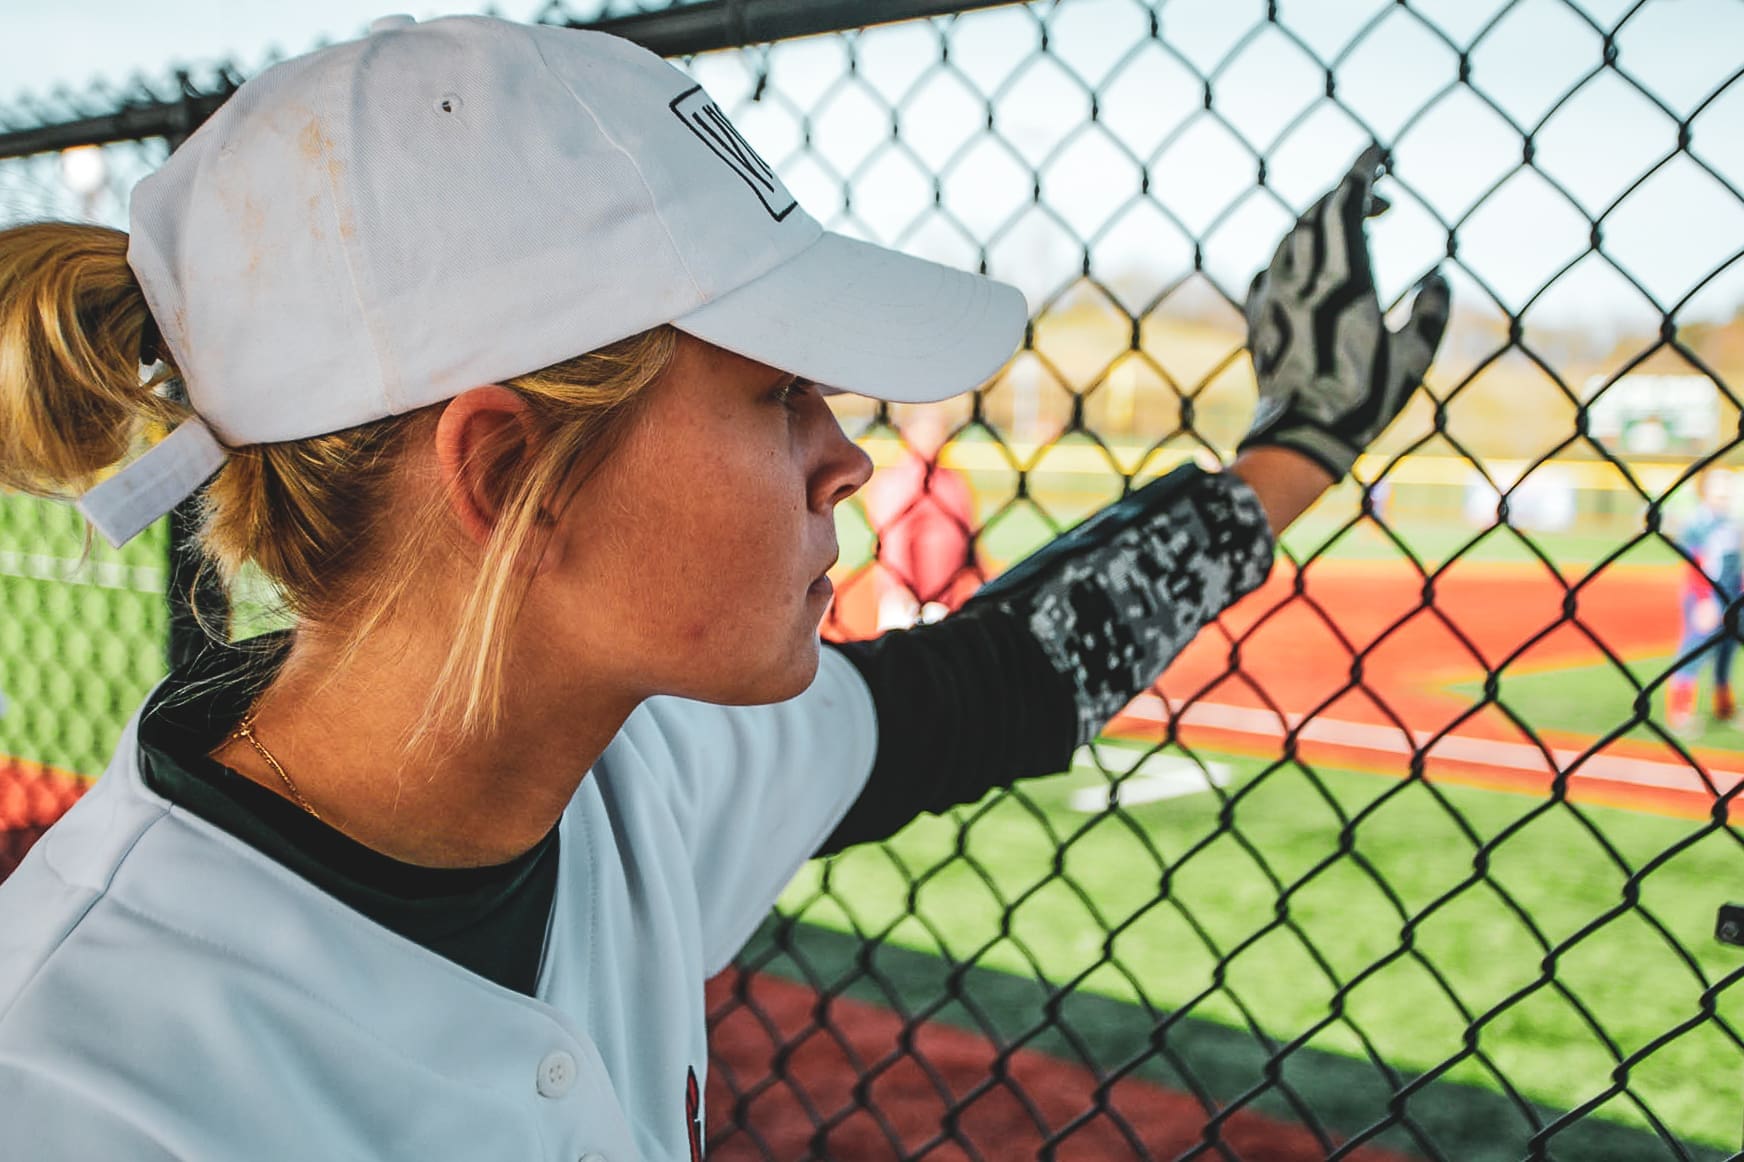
[865,406,982,630]
[1668,467,1742,731]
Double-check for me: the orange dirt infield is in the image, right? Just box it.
[703,967,1416,1162]
[826,557,1737,820]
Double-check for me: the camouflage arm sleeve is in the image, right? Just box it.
[961,463,1276,747]
[818,464,1275,854]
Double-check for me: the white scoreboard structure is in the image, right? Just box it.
[1583,374,1727,455]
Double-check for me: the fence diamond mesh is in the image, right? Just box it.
[1,1,1741,1159]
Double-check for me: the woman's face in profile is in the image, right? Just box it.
[537,334,873,706]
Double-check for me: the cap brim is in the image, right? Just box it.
[673,231,1027,403]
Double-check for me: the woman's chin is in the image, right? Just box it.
[696,638,822,707]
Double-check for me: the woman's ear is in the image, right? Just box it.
[434,385,537,547]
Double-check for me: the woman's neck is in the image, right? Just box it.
[208,619,635,868]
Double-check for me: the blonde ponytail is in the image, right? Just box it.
[0,222,185,497]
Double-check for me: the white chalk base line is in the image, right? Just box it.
[1108,694,1742,799]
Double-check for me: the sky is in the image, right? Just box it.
[0,0,1739,329]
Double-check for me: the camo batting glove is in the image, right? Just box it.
[1239,145,1452,480]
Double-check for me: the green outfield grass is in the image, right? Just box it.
[776,742,1742,1151]
[1276,510,1684,571]
[1451,652,1744,754]
[836,473,1684,577]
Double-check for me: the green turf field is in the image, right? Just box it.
[835,471,1686,578]
[776,741,1742,1151]
[1276,509,1684,571]
[1452,652,1744,753]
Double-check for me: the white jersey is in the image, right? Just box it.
[0,648,877,1161]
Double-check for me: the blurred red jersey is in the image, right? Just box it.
[864,452,981,617]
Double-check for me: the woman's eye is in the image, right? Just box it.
[775,378,813,411]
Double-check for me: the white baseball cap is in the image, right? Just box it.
[79,13,1027,547]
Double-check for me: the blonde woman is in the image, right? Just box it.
[0,15,1445,1160]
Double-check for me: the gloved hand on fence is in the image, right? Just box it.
[1238,144,1451,481]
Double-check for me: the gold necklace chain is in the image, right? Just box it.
[228,705,321,821]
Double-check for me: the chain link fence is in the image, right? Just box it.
[2,1,1741,1158]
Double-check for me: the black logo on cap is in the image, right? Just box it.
[671,86,797,221]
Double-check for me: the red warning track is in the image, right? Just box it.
[828,557,1736,820]
[703,967,1416,1162]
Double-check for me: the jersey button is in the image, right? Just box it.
[536,1050,577,1099]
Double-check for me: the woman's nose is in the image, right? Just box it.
[812,413,874,512]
